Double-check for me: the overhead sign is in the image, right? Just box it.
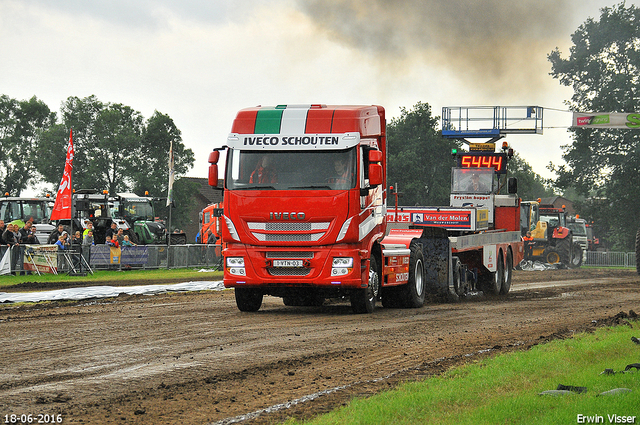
[469,142,496,152]
[572,112,640,129]
[226,132,361,150]
[457,152,508,174]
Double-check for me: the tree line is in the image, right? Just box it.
[0,94,196,228]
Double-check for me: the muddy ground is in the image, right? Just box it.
[1,268,639,424]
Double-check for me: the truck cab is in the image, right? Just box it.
[208,105,386,313]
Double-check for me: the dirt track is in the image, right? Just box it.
[1,268,639,424]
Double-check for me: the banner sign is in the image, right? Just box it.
[89,245,149,266]
[121,246,149,265]
[23,245,59,274]
[572,112,640,129]
[226,132,361,150]
[50,129,74,221]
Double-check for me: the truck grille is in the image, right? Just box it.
[248,222,330,243]
[268,267,311,276]
[266,252,314,259]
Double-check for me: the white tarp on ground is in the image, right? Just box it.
[0,250,11,275]
[518,260,561,271]
[0,280,225,304]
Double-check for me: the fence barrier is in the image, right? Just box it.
[0,244,223,275]
[584,251,637,268]
[2,245,636,275]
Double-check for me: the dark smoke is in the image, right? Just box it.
[296,0,574,96]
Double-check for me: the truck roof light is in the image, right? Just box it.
[501,141,509,150]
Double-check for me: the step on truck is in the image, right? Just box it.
[207,104,530,313]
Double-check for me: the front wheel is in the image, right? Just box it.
[350,257,380,314]
[235,288,263,312]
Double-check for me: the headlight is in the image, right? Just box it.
[226,257,245,267]
[226,257,246,276]
[332,257,353,267]
[331,257,353,276]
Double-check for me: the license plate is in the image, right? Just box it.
[273,260,303,268]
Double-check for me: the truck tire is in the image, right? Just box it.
[350,257,379,314]
[398,243,426,308]
[556,237,572,267]
[569,242,583,268]
[636,228,640,275]
[235,288,263,312]
[500,248,513,295]
[481,250,503,295]
[544,249,561,265]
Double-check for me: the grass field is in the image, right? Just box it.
[294,322,640,425]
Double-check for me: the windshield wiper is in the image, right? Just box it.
[288,185,332,190]
[235,185,276,190]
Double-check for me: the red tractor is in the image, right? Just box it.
[526,203,582,268]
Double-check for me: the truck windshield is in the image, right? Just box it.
[226,148,357,190]
[120,201,154,221]
[568,221,587,236]
[450,168,495,194]
[0,200,51,223]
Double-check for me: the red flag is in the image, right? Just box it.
[50,129,74,221]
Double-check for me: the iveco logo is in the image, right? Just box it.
[269,212,305,220]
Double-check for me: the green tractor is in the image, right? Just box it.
[112,193,186,245]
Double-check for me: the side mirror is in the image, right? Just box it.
[368,149,383,162]
[369,164,383,186]
[508,177,518,194]
[208,164,219,187]
[208,150,220,164]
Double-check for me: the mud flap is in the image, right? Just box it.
[416,227,455,301]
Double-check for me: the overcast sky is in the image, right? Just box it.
[0,0,633,194]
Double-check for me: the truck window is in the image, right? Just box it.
[226,148,357,191]
[451,168,495,194]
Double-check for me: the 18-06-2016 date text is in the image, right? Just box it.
[4,414,63,424]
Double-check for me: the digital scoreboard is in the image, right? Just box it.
[457,152,508,174]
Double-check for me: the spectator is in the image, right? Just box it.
[83,221,94,238]
[105,222,118,240]
[48,223,67,245]
[0,220,6,244]
[121,235,136,247]
[55,234,69,251]
[3,224,19,275]
[105,235,119,248]
[72,230,83,246]
[20,221,39,245]
[83,230,95,246]
[115,228,125,245]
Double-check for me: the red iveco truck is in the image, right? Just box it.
[208,104,525,313]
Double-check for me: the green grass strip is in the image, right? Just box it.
[297,323,640,424]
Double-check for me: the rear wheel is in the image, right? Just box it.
[556,237,572,266]
[569,242,583,268]
[482,250,503,295]
[399,243,426,308]
[235,288,263,312]
[350,257,380,314]
[500,248,513,295]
